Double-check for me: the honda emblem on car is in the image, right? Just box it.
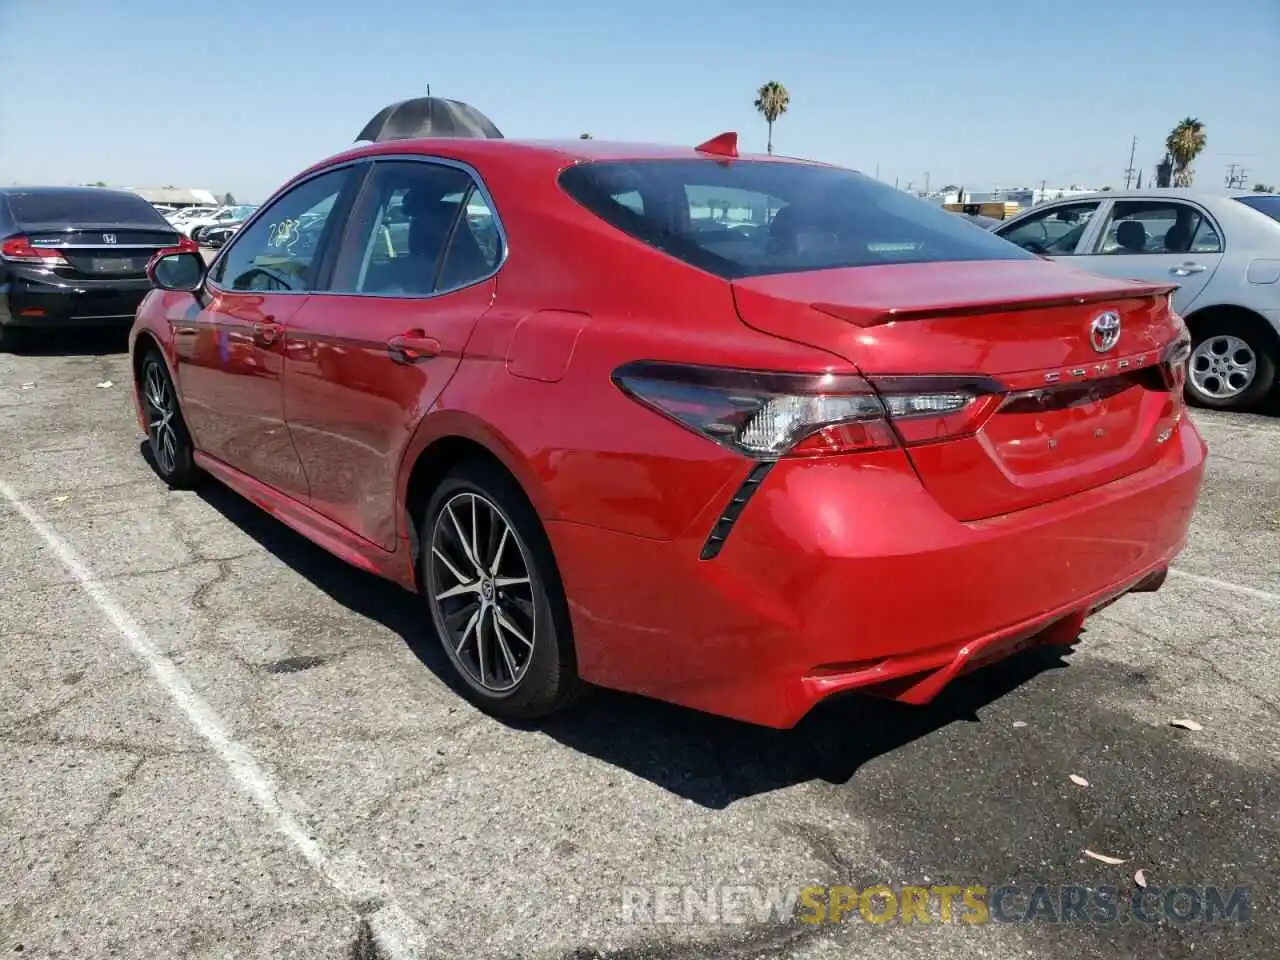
[1090,311,1121,353]
[102,233,117,244]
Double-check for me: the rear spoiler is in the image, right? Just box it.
[813,282,1179,328]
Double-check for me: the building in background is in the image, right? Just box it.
[127,187,219,209]
[938,185,1098,208]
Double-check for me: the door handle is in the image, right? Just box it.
[387,332,441,363]
[1170,262,1207,276]
[253,318,281,345]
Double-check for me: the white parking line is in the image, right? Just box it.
[1169,567,1280,604]
[0,478,427,959]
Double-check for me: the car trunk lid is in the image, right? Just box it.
[731,259,1186,521]
[17,225,181,279]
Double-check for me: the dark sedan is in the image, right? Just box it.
[0,187,196,349]
[199,221,243,249]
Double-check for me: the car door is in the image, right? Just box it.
[173,166,359,500]
[1067,198,1225,314]
[994,199,1106,258]
[282,158,503,549]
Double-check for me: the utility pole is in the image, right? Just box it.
[1225,163,1248,189]
[924,171,930,195]
[1040,178,1047,202]
[875,162,880,181]
[1123,135,1137,189]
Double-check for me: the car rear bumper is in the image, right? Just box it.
[1,275,150,329]
[548,419,1207,728]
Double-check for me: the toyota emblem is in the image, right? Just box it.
[102,233,117,244]
[1089,311,1121,353]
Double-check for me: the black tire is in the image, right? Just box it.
[420,460,584,720]
[1184,314,1278,412]
[0,325,20,352]
[137,349,201,488]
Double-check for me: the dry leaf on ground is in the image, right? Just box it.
[1083,850,1127,865]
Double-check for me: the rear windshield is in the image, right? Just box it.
[558,160,1034,279]
[1236,195,1280,224]
[5,190,169,227]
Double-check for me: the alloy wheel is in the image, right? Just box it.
[428,492,537,693]
[1190,335,1256,400]
[142,359,180,475]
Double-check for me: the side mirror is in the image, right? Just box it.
[147,250,206,292]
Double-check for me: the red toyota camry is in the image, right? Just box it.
[130,133,1206,728]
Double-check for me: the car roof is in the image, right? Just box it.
[293,136,819,184]
[1043,188,1264,203]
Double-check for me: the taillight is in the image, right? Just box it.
[0,235,68,266]
[1161,332,1191,394]
[176,236,200,253]
[612,361,1002,460]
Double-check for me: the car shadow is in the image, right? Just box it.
[190,470,1080,809]
[8,328,130,356]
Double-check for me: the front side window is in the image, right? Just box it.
[331,160,502,296]
[559,160,1034,279]
[997,202,1100,256]
[1093,201,1220,255]
[211,168,351,292]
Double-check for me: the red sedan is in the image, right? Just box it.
[130,134,1206,728]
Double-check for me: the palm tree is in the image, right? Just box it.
[753,81,790,155]
[1165,117,1207,188]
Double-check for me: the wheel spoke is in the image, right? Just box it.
[447,503,482,574]
[489,527,509,576]
[435,580,479,601]
[492,607,519,682]
[432,545,471,587]
[469,494,482,573]
[454,607,480,655]
[494,607,532,648]
[475,607,487,686]
[503,593,535,621]
[494,576,529,589]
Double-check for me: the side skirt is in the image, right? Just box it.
[193,451,419,591]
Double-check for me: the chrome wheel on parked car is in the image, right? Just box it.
[138,350,199,488]
[420,462,583,719]
[1184,316,1277,411]
[1189,334,1256,402]
[142,358,180,474]
[428,490,538,693]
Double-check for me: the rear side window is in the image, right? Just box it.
[330,160,502,296]
[6,190,169,227]
[558,160,1034,279]
[1236,195,1280,224]
[1091,201,1222,255]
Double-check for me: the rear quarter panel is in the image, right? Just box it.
[398,154,853,541]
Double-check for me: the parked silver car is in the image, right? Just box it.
[994,190,1280,411]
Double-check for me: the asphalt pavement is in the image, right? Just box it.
[2,331,1277,959]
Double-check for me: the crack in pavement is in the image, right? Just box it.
[1096,615,1280,716]
[0,668,150,736]
[4,755,148,940]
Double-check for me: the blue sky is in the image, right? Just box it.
[1,0,1276,202]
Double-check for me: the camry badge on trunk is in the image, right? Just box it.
[1089,311,1121,353]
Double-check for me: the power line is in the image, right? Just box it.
[1225,163,1249,189]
